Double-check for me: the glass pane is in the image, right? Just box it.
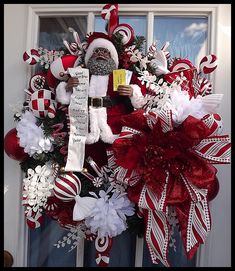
[39,17,87,50]
[84,230,137,267]
[95,15,147,50]
[28,216,77,267]
[154,16,208,67]
[142,227,196,267]
[28,16,87,267]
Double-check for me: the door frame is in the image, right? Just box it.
[5,3,231,267]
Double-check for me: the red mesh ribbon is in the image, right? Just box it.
[112,110,231,265]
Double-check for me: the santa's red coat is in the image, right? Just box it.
[85,72,147,168]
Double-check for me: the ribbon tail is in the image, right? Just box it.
[144,209,170,267]
[176,176,211,259]
[138,182,170,267]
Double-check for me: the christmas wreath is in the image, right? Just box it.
[4,3,231,267]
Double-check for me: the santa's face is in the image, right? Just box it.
[86,47,116,76]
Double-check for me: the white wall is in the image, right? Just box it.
[4,4,29,267]
[197,4,231,267]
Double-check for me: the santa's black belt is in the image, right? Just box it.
[88,96,122,108]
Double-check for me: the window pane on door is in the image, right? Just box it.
[39,16,87,50]
[95,15,147,51]
[154,16,208,67]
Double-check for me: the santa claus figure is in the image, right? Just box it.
[56,32,147,165]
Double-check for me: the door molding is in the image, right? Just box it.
[21,3,228,267]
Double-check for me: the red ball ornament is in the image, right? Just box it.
[4,128,28,161]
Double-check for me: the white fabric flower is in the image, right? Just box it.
[85,188,135,238]
[16,111,53,156]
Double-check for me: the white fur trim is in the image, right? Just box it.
[86,106,119,144]
[89,75,109,97]
[85,38,119,68]
[98,107,119,144]
[129,84,147,109]
[55,81,72,105]
[86,107,101,144]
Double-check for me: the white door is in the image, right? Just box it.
[4,4,231,267]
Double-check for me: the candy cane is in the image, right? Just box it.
[51,123,67,139]
[95,236,112,267]
[101,4,119,35]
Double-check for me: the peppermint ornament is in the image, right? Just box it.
[53,173,81,201]
[199,54,217,74]
[169,59,195,72]
[23,49,40,65]
[29,89,57,119]
[113,24,134,46]
[28,73,47,94]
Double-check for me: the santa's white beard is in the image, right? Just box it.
[87,57,116,76]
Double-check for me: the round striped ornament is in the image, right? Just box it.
[53,173,81,201]
[113,24,134,46]
[199,54,217,74]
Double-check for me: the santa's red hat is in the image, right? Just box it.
[84,32,119,68]
[47,55,80,90]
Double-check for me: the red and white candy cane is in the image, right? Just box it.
[95,236,113,267]
[202,113,223,136]
[161,41,170,59]
[101,4,119,35]
[51,123,67,141]
[198,76,212,96]
[199,54,217,74]
[148,42,157,57]
[23,49,40,65]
